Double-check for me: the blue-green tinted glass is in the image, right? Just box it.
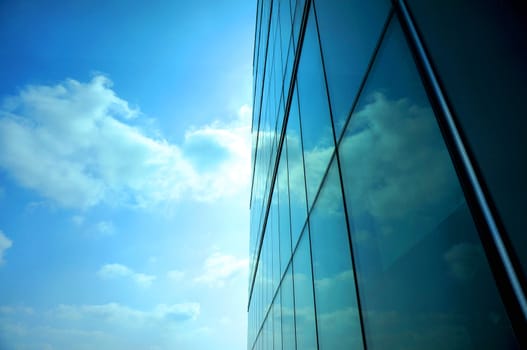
[291,0,306,49]
[278,0,292,79]
[270,186,280,294]
[277,145,292,276]
[286,87,308,249]
[406,0,527,278]
[281,264,297,350]
[310,157,364,350]
[313,0,390,139]
[296,7,335,208]
[273,294,282,349]
[339,18,519,349]
[292,228,317,350]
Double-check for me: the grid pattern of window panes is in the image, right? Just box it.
[248,0,522,349]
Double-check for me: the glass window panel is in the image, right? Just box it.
[279,0,292,79]
[271,187,280,293]
[273,294,282,350]
[248,294,255,345]
[278,145,292,276]
[253,258,263,336]
[283,37,295,99]
[293,229,317,350]
[296,8,335,208]
[406,0,527,277]
[314,0,390,138]
[281,264,297,350]
[310,157,364,350]
[291,0,306,49]
[286,87,308,249]
[339,18,520,350]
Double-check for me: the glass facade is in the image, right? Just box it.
[249,0,527,349]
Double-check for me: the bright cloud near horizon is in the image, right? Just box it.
[0,75,251,209]
[0,1,254,349]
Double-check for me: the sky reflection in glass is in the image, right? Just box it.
[339,18,519,350]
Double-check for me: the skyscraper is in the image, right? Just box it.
[248,0,527,349]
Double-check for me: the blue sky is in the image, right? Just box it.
[0,1,255,349]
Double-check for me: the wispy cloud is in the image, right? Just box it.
[194,252,248,287]
[0,75,250,209]
[93,220,115,236]
[0,230,13,266]
[167,270,186,281]
[97,263,156,287]
[0,302,201,350]
[54,302,200,323]
[0,305,34,315]
[71,215,85,226]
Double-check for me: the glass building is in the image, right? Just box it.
[248,0,527,349]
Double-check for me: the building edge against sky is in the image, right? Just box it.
[247,0,527,349]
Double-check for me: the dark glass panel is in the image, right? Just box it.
[405,0,527,275]
[313,0,390,138]
[286,87,308,249]
[310,157,364,349]
[281,264,297,350]
[296,7,334,208]
[293,229,317,350]
[339,19,519,350]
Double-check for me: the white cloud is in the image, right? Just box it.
[94,220,115,236]
[71,215,85,226]
[97,263,156,287]
[194,252,248,287]
[0,302,201,350]
[54,302,200,323]
[0,75,251,209]
[0,305,34,315]
[0,230,13,265]
[167,270,185,281]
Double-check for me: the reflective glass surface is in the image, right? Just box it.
[339,18,519,350]
[406,0,527,277]
[286,87,308,249]
[281,265,296,350]
[292,229,317,350]
[291,0,306,49]
[277,146,292,276]
[310,157,364,350]
[296,7,335,208]
[273,293,282,349]
[314,0,390,139]
[270,188,280,293]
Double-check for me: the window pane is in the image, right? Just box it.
[293,229,317,350]
[278,145,292,276]
[296,7,335,208]
[273,293,282,350]
[281,264,297,350]
[286,87,308,249]
[339,18,520,350]
[406,0,527,278]
[314,0,390,138]
[291,0,306,49]
[310,157,364,349]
